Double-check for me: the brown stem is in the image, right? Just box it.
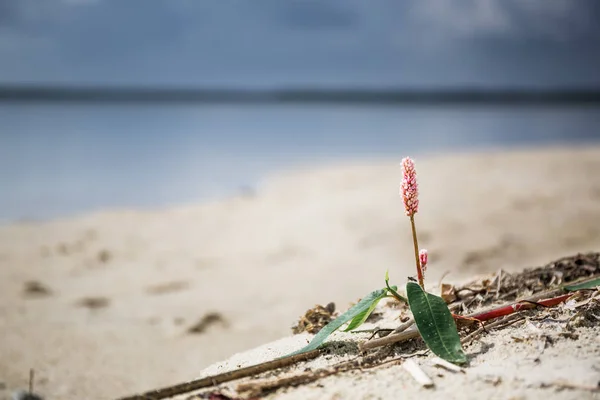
[114,349,323,400]
[409,215,423,288]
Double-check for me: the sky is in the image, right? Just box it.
[1,0,600,88]
[1,1,600,222]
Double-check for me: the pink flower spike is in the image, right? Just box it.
[419,249,428,274]
[400,157,419,216]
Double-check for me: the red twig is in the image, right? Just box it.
[453,293,574,326]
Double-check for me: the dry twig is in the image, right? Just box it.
[114,350,323,400]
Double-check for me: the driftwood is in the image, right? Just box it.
[114,350,322,400]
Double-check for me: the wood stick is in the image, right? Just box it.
[359,325,421,351]
[114,349,323,400]
[237,347,423,397]
[359,304,459,351]
[391,317,415,335]
[236,354,366,398]
[237,368,337,398]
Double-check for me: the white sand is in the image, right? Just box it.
[1,145,599,399]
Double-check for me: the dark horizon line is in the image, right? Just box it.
[1,84,600,105]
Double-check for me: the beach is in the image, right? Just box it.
[1,145,599,399]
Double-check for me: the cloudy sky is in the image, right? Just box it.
[1,1,600,222]
[1,0,599,88]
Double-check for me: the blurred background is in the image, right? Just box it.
[1,2,600,399]
[1,0,600,222]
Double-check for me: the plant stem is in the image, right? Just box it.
[385,280,408,303]
[409,215,424,288]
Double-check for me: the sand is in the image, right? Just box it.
[1,145,599,399]
[195,293,600,400]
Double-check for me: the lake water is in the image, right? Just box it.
[1,104,599,222]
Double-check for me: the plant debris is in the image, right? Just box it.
[235,346,424,398]
[291,302,336,334]
[567,296,600,328]
[537,380,600,393]
[453,252,600,310]
[115,253,600,400]
[188,391,257,400]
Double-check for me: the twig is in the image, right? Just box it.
[391,317,415,335]
[236,367,338,398]
[461,314,524,345]
[359,305,459,351]
[359,319,417,351]
[495,269,503,299]
[237,348,427,397]
[237,346,391,397]
[114,349,323,400]
[362,328,393,340]
[538,380,600,393]
[359,325,421,351]
[364,350,429,369]
[488,315,526,331]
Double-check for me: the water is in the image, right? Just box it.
[1,104,599,222]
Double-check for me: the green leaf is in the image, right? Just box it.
[284,288,387,357]
[406,282,467,365]
[343,289,389,331]
[564,277,600,291]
